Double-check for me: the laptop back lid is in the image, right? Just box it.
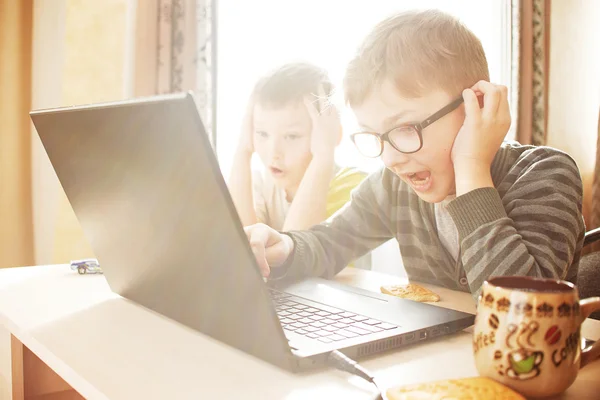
[30,92,295,370]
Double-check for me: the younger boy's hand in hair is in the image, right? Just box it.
[452,81,512,196]
[304,85,342,161]
[244,223,294,277]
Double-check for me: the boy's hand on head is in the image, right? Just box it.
[303,85,341,161]
[452,81,511,195]
[236,96,256,156]
[244,223,294,278]
[452,81,511,167]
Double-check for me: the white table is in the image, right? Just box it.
[1,265,599,399]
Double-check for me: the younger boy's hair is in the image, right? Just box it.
[344,9,490,105]
[252,62,334,108]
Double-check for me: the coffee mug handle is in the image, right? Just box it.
[579,297,600,368]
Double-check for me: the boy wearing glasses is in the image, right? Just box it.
[244,10,585,297]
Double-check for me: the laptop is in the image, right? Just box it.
[30,92,474,372]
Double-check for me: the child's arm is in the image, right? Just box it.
[229,149,259,226]
[269,169,396,281]
[228,100,259,226]
[447,150,584,297]
[450,81,584,296]
[282,156,334,231]
[282,90,341,231]
[284,163,367,232]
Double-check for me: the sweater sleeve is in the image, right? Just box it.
[447,148,585,297]
[270,168,395,281]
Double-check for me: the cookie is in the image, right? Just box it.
[387,377,525,400]
[380,283,440,302]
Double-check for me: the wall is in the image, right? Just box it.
[546,0,600,227]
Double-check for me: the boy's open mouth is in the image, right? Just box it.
[269,166,284,177]
[405,171,432,191]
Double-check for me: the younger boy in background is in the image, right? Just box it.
[229,62,366,231]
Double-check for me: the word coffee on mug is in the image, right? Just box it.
[473,276,600,398]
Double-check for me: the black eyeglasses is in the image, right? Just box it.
[350,96,464,158]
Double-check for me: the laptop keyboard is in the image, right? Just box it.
[269,289,398,343]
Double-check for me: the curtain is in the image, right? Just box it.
[0,0,35,268]
[514,0,550,146]
[135,0,216,144]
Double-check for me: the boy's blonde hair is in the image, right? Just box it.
[344,9,489,105]
[252,62,333,108]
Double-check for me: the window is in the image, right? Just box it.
[216,0,512,176]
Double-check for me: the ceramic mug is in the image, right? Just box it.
[473,276,600,398]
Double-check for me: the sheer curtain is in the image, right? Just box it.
[135,0,216,140]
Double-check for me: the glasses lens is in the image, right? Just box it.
[389,126,421,153]
[352,133,382,158]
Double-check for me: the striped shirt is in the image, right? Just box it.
[275,142,585,298]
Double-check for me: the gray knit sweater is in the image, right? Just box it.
[274,142,585,298]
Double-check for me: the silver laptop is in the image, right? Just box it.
[30,92,474,371]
